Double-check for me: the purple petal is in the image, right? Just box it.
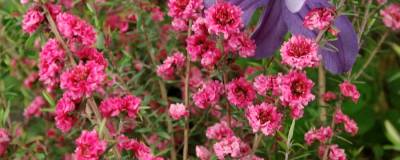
[252,0,288,58]
[320,16,359,74]
[283,0,359,74]
[285,0,307,13]
[204,0,216,8]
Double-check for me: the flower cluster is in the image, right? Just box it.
[99,95,142,118]
[245,103,282,136]
[380,3,400,31]
[22,7,44,33]
[339,81,360,103]
[253,74,279,96]
[205,2,243,38]
[304,126,333,145]
[206,121,234,140]
[279,71,315,119]
[168,0,204,31]
[226,77,256,108]
[193,80,224,109]
[213,136,250,159]
[55,96,76,133]
[56,12,96,46]
[156,52,186,80]
[334,109,359,136]
[74,130,107,160]
[0,129,10,156]
[117,135,163,160]
[38,39,66,92]
[168,103,189,120]
[318,144,347,160]
[24,96,46,119]
[304,7,336,31]
[280,35,320,70]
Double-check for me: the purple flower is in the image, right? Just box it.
[205,0,359,74]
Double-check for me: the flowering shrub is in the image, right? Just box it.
[0,0,400,159]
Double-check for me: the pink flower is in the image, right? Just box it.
[186,34,222,68]
[117,135,163,160]
[0,129,10,156]
[105,14,129,32]
[55,96,76,133]
[152,7,165,22]
[193,80,224,109]
[380,3,400,31]
[189,66,204,89]
[318,144,347,160]
[196,145,211,160]
[167,0,203,20]
[205,2,243,38]
[226,77,256,108]
[99,95,141,118]
[24,72,38,88]
[323,91,337,102]
[169,103,189,120]
[225,33,256,58]
[279,71,315,119]
[99,97,123,117]
[192,17,209,35]
[157,52,186,80]
[334,109,358,136]
[172,18,189,31]
[245,103,282,136]
[22,7,44,33]
[213,136,250,159]
[206,122,234,140]
[280,35,320,70]
[60,61,106,100]
[253,74,280,96]
[304,126,333,145]
[304,7,336,31]
[75,47,108,68]
[24,96,46,119]
[339,81,360,103]
[56,12,96,45]
[74,130,107,160]
[39,39,65,92]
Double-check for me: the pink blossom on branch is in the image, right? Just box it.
[169,103,189,120]
[279,71,315,119]
[280,35,320,70]
[60,61,106,101]
[205,2,243,39]
[334,109,358,136]
[253,74,280,96]
[226,77,256,108]
[196,145,211,160]
[156,52,186,80]
[193,80,224,109]
[245,103,282,136]
[318,144,347,160]
[380,3,400,31]
[304,7,336,31]
[56,12,96,46]
[55,96,76,133]
[39,39,66,92]
[24,96,46,119]
[22,7,44,33]
[167,0,204,20]
[206,121,234,140]
[339,81,360,103]
[74,130,107,160]
[304,126,333,145]
[213,136,250,160]
[0,129,10,156]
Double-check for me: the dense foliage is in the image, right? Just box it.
[0,0,399,159]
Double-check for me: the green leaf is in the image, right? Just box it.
[42,91,55,107]
[389,43,400,57]
[384,120,400,146]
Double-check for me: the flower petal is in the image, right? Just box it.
[285,0,307,13]
[252,0,288,58]
[283,0,359,74]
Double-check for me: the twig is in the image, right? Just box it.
[183,20,193,160]
[353,30,389,80]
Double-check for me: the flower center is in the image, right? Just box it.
[288,41,311,58]
[291,80,306,96]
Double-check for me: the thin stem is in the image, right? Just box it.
[252,133,263,154]
[357,0,373,45]
[142,24,177,160]
[284,119,296,160]
[353,30,389,80]
[183,20,193,160]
